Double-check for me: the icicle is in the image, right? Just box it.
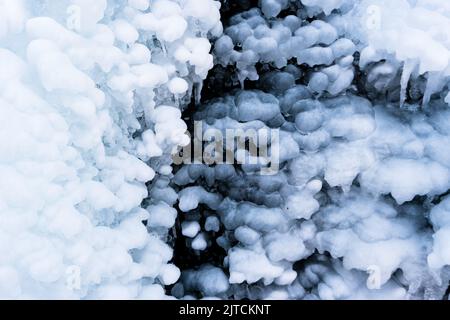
[445,92,450,106]
[400,59,416,108]
[423,71,444,107]
[238,72,246,90]
[195,81,203,106]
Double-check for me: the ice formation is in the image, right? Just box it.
[0,0,221,299]
[2,0,450,300]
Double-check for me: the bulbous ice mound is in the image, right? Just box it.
[214,3,356,95]
[0,0,221,299]
[172,80,450,298]
[344,0,450,107]
[168,0,450,300]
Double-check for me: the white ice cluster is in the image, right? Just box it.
[215,2,356,95]
[173,87,449,299]
[169,0,450,300]
[3,0,450,301]
[345,0,450,108]
[0,0,221,299]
